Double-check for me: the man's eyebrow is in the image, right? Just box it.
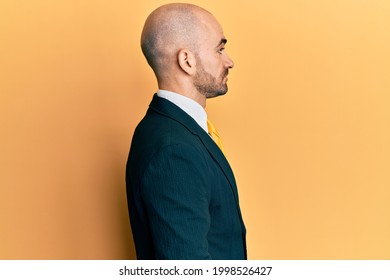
[216,38,227,47]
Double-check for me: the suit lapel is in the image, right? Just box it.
[148,94,240,203]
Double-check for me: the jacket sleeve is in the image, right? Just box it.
[140,143,212,259]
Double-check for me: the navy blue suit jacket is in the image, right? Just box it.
[126,94,246,259]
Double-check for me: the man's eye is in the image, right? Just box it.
[218,48,225,53]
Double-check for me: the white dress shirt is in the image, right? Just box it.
[157,90,208,133]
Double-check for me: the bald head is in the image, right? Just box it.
[140,4,234,106]
[141,3,213,77]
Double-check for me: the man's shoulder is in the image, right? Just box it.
[137,109,193,138]
[129,110,201,162]
[127,110,207,180]
[134,102,204,142]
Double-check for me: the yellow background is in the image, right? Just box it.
[1,0,389,259]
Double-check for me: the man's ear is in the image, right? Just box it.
[177,49,196,75]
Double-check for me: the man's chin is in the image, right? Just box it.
[206,88,228,99]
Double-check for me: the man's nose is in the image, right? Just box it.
[225,53,234,69]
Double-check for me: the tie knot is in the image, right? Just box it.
[207,119,225,155]
[207,119,218,136]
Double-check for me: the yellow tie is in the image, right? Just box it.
[207,119,225,155]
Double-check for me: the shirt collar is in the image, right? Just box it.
[157,90,208,133]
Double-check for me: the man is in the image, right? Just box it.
[126,3,246,260]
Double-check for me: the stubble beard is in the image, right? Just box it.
[193,58,229,99]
